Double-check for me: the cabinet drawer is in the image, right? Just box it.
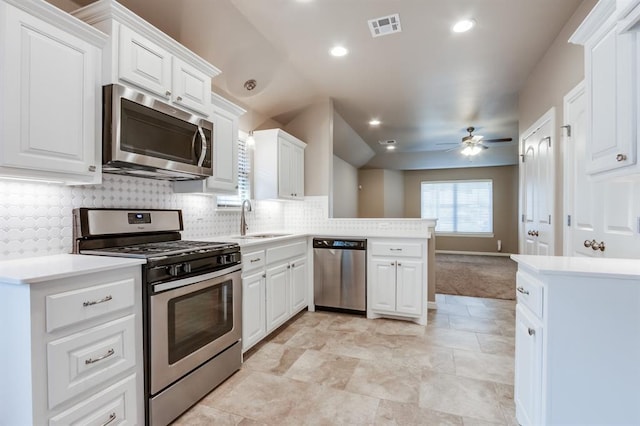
[266,240,306,264]
[370,241,422,257]
[46,278,135,333]
[47,315,137,408]
[516,271,544,318]
[243,249,266,273]
[49,373,138,426]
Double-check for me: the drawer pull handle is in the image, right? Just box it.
[250,258,262,263]
[616,153,627,162]
[100,413,117,426]
[516,286,530,295]
[83,295,113,307]
[528,328,535,336]
[390,248,403,251]
[85,348,115,365]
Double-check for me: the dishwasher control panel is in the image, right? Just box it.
[313,238,366,250]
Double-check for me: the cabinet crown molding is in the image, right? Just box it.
[1,0,107,47]
[211,92,246,117]
[569,0,617,44]
[71,0,221,77]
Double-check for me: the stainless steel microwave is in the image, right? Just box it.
[103,84,213,180]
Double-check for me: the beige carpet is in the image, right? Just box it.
[435,253,517,300]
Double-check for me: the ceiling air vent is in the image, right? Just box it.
[378,140,397,146]
[368,14,402,38]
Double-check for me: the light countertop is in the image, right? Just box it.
[0,254,145,285]
[511,255,640,280]
[198,232,431,248]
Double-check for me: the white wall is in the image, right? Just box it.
[332,156,358,218]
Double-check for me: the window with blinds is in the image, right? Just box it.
[421,180,493,234]
[216,137,251,208]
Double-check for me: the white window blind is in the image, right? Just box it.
[216,137,251,208]
[421,180,493,234]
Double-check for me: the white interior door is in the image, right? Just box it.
[520,109,556,255]
[563,82,597,257]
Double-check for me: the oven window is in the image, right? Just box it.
[167,279,233,364]
[120,98,212,168]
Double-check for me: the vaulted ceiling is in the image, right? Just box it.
[64,0,585,169]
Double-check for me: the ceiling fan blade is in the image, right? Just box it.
[483,137,513,143]
[444,146,461,152]
[436,142,459,146]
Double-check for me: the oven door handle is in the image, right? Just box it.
[151,265,241,293]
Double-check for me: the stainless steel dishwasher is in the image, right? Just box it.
[313,238,366,314]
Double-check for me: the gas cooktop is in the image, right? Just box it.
[80,240,237,258]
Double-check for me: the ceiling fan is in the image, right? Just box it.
[439,127,513,156]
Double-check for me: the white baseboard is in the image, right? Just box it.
[436,250,513,257]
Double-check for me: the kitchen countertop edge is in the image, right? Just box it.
[0,254,146,285]
[511,254,640,280]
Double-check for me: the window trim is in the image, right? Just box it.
[420,179,493,235]
[215,130,251,209]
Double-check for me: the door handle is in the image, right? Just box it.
[197,127,207,167]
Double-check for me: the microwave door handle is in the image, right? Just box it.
[197,126,207,167]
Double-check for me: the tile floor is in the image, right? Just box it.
[173,294,517,425]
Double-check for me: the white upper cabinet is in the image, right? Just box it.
[73,0,220,117]
[173,93,245,194]
[254,129,307,200]
[570,0,638,176]
[0,0,106,184]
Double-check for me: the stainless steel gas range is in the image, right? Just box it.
[73,208,242,426]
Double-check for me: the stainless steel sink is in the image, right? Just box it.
[231,233,291,239]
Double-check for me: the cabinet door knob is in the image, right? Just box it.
[616,153,627,162]
[584,239,592,248]
[528,328,535,336]
[262,274,266,278]
[88,165,96,172]
[177,96,183,101]
[597,241,605,252]
[516,286,529,295]
[165,90,171,96]
[533,230,539,237]
[397,263,402,266]
[390,262,395,266]
[590,239,599,250]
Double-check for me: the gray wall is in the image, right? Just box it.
[285,100,333,197]
[404,166,519,254]
[332,156,358,218]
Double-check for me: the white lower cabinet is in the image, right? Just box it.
[266,262,290,332]
[368,239,427,325]
[242,269,267,352]
[512,255,640,425]
[0,263,144,425]
[514,304,542,426]
[241,238,308,353]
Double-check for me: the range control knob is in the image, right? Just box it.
[167,265,180,276]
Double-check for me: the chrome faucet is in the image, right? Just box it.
[240,199,252,236]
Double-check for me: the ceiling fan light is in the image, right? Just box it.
[471,145,482,155]
[461,145,473,156]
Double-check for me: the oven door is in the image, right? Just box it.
[149,265,241,395]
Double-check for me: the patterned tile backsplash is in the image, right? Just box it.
[0,177,434,260]
[0,175,283,260]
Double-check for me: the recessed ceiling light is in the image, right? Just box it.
[452,19,475,33]
[386,145,396,151]
[369,119,381,126]
[330,46,348,57]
